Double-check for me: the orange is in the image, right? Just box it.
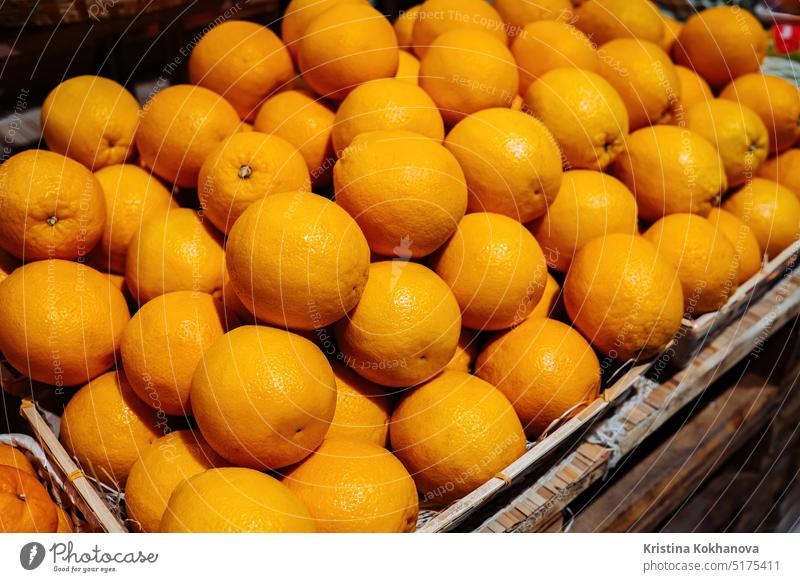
[660,12,682,53]
[60,370,161,486]
[758,149,800,196]
[524,67,628,171]
[0,149,105,261]
[611,125,727,222]
[0,465,58,532]
[334,130,467,257]
[564,233,684,360]
[136,84,240,187]
[395,50,421,84]
[444,108,562,222]
[226,191,370,329]
[512,21,599,94]
[327,363,392,447]
[529,170,638,272]
[298,3,398,100]
[528,272,563,319]
[56,506,74,533]
[419,29,518,125]
[432,212,548,330]
[412,0,507,58]
[92,164,177,274]
[0,260,130,386]
[121,291,229,416]
[394,5,421,48]
[161,467,314,533]
[0,443,35,475]
[191,325,337,469]
[334,261,461,387]
[198,131,310,234]
[720,74,800,155]
[125,430,226,533]
[390,371,526,505]
[494,0,573,38]
[446,329,481,373]
[597,38,680,131]
[332,78,444,152]
[643,214,738,315]
[685,99,768,188]
[253,90,336,187]
[476,317,601,437]
[41,75,139,169]
[674,6,766,90]
[189,20,293,121]
[707,208,762,284]
[723,178,800,258]
[125,208,225,304]
[674,65,713,114]
[281,0,368,58]
[283,438,418,532]
[574,0,663,46]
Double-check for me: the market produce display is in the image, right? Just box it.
[1,0,799,535]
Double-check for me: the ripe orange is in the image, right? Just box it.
[0,465,58,532]
[512,21,600,94]
[529,170,638,272]
[611,125,727,222]
[189,20,293,120]
[394,5,421,48]
[0,260,130,386]
[720,74,800,155]
[528,273,563,319]
[126,208,225,304]
[198,132,310,234]
[0,443,35,475]
[446,329,481,373]
[191,326,337,469]
[412,0,507,58]
[432,212,548,330]
[390,371,526,504]
[283,438,418,532]
[494,0,573,37]
[707,208,762,284]
[524,68,628,171]
[597,38,680,130]
[327,363,392,447]
[136,84,240,187]
[121,291,229,416]
[41,75,139,169]
[684,99,768,188]
[298,3,398,100]
[161,467,314,532]
[643,214,738,315]
[332,78,444,152]
[334,261,461,387]
[674,6,766,89]
[395,50,421,84]
[334,130,467,257]
[660,12,682,53]
[758,149,800,196]
[574,0,664,46]
[444,108,562,222]
[564,233,684,360]
[92,164,177,274]
[476,317,601,437]
[226,191,370,329]
[723,178,800,258]
[0,149,105,261]
[60,370,161,486]
[125,430,226,533]
[674,65,713,114]
[253,90,336,187]
[419,29,518,125]
[281,0,368,58]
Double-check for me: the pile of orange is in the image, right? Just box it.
[0,0,798,533]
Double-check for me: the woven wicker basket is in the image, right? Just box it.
[1,0,192,27]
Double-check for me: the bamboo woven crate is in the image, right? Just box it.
[668,239,800,367]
